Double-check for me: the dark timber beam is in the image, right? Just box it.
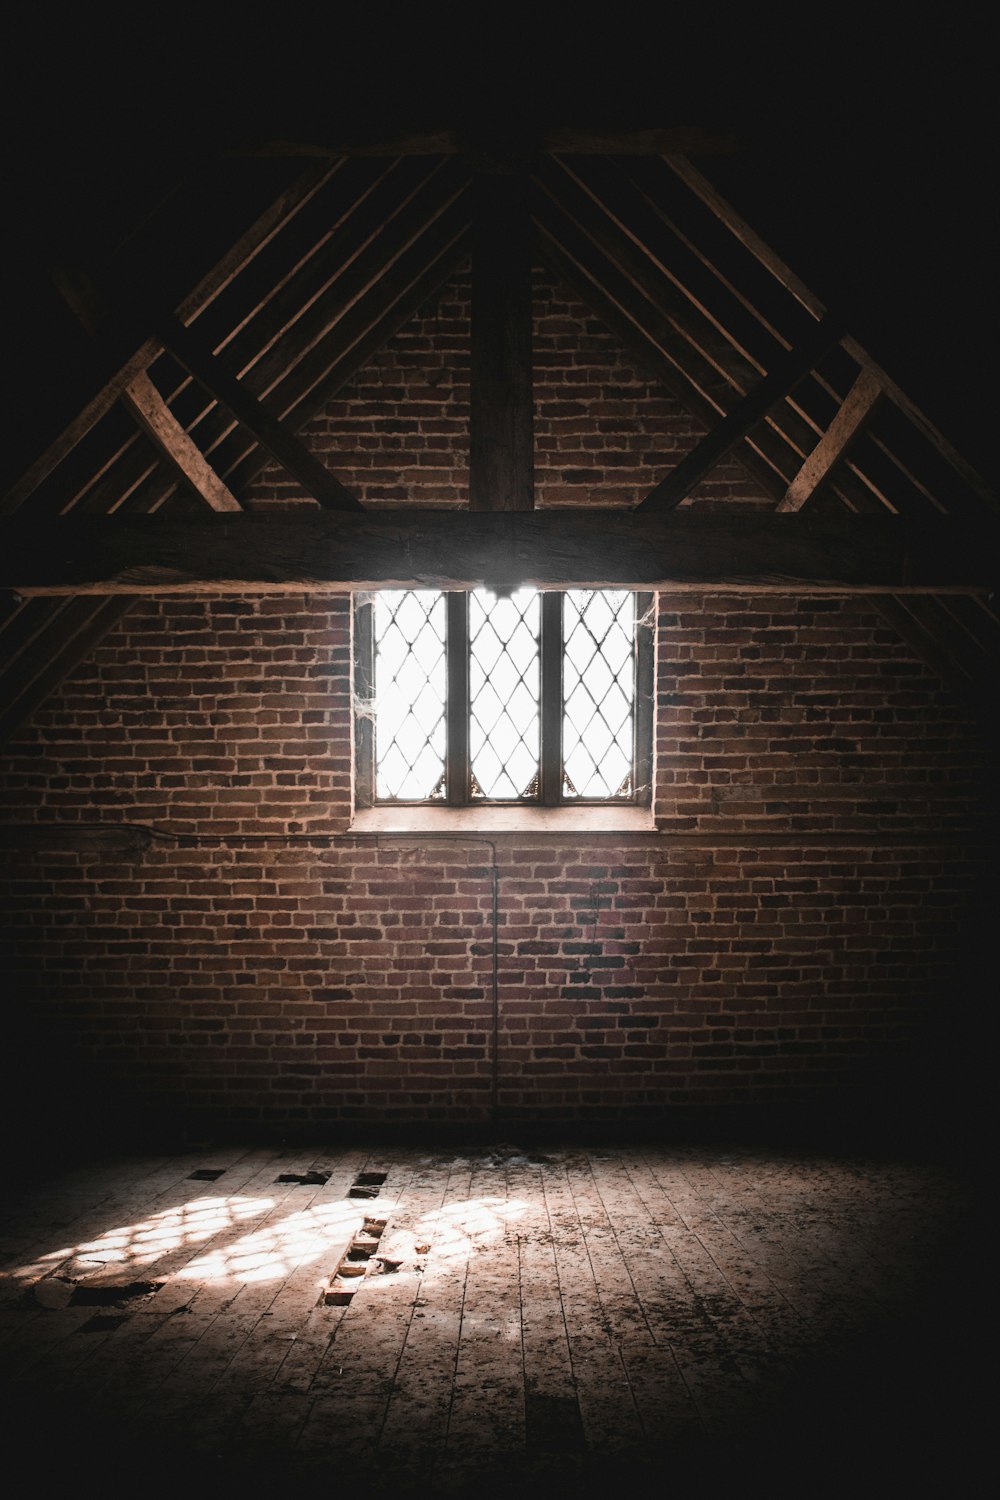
[636,315,844,511]
[777,369,882,511]
[252,127,739,159]
[468,174,535,512]
[5,512,994,596]
[160,317,364,512]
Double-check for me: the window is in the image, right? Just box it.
[353,588,652,809]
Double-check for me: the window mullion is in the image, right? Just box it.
[539,590,563,806]
[446,591,470,805]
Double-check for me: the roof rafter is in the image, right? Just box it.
[1,157,343,519]
[668,153,997,509]
[0,597,133,745]
[2,134,995,748]
[531,212,997,708]
[532,158,898,517]
[0,170,474,744]
[534,224,808,504]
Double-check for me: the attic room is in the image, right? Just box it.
[0,103,994,1494]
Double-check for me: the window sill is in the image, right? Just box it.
[349,805,655,834]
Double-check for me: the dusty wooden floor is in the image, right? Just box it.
[0,1141,982,1495]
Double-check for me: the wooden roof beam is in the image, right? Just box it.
[532,227,801,505]
[5,511,995,597]
[636,315,844,511]
[251,127,739,159]
[777,369,883,512]
[127,217,474,524]
[669,154,996,508]
[0,159,342,518]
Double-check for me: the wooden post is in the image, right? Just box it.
[468,172,535,512]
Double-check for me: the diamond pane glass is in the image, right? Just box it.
[563,590,635,798]
[469,588,539,799]
[374,590,446,799]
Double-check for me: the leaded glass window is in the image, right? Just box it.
[372,590,447,800]
[563,590,636,798]
[469,588,540,799]
[354,589,651,807]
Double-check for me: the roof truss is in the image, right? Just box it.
[1,138,996,744]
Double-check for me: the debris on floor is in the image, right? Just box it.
[322,1216,390,1305]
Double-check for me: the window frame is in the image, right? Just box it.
[353,588,653,811]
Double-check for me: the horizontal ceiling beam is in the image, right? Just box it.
[5,511,995,597]
[253,127,739,159]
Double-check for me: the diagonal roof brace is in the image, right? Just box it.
[777,368,883,512]
[159,317,364,512]
[1,159,341,518]
[53,266,243,515]
[636,314,844,512]
[122,370,243,513]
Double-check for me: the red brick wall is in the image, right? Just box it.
[0,592,987,1140]
[0,268,990,1142]
[244,266,764,511]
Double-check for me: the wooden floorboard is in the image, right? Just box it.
[0,1140,983,1495]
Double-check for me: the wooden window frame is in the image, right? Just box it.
[353,589,653,810]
